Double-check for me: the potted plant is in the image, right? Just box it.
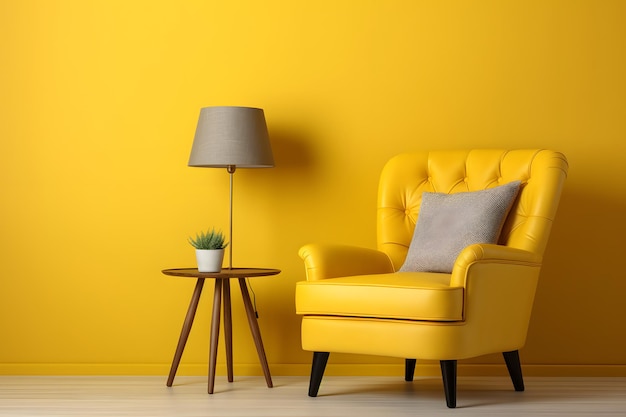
[188,228,229,272]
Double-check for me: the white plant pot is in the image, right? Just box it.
[195,249,225,273]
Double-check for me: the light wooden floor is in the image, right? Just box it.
[1,375,625,416]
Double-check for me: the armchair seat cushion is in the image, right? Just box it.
[296,272,464,321]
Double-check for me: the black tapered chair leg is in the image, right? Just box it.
[405,359,417,382]
[503,350,525,392]
[309,352,330,397]
[440,360,457,408]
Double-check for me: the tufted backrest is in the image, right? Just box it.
[377,150,569,271]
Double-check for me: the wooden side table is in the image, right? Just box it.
[162,267,280,394]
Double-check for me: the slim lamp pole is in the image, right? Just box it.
[227,165,235,270]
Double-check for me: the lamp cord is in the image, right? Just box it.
[247,278,259,318]
[226,165,258,318]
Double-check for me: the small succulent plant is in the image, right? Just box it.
[188,228,229,250]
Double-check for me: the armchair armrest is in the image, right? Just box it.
[298,243,395,281]
[451,243,541,287]
[450,244,544,346]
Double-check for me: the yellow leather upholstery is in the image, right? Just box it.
[296,273,463,321]
[296,149,568,408]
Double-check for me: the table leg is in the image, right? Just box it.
[223,279,234,383]
[167,278,205,387]
[238,278,273,388]
[208,279,223,394]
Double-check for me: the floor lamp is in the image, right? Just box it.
[188,106,275,269]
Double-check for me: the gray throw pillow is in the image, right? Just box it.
[399,181,521,273]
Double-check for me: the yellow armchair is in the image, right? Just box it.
[296,149,568,408]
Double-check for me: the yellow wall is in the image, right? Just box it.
[1,0,625,377]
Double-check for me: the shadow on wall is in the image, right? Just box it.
[524,185,626,364]
[268,126,317,183]
[233,123,320,206]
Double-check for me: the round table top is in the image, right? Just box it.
[162,267,281,279]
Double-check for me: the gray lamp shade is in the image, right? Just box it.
[188,106,275,168]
